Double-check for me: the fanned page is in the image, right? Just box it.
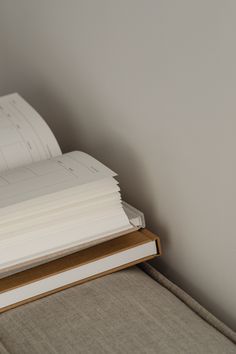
[0,151,132,273]
[0,93,61,172]
[0,151,117,209]
[0,93,134,275]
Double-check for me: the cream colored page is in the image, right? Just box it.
[0,93,61,172]
[0,151,117,209]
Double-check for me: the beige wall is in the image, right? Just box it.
[0,1,235,329]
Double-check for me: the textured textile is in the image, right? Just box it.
[140,262,236,344]
[0,267,235,354]
[0,344,8,354]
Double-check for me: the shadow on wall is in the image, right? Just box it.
[93,136,171,260]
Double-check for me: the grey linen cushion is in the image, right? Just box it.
[0,267,235,354]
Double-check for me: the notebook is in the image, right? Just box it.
[0,229,161,313]
[0,93,145,276]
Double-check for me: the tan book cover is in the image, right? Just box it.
[0,229,161,313]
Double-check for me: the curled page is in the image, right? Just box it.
[0,93,61,172]
[0,151,117,209]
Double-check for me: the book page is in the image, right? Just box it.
[0,151,132,271]
[0,93,61,172]
[0,151,117,209]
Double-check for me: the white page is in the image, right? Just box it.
[0,204,127,246]
[0,151,117,208]
[0,182,120,222]
[0,211,132,270]
[0,241,157,308]
[0,93,61,172]
[0,150,132,270]
[0,197,123,238]
[0,191,120,226]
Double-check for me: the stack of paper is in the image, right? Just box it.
[0,93,160,313]
[0,93,145,276]
[0,229,161,313]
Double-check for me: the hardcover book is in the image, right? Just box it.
[0,93,160,312]
[0,94,147,275]
[0,229,161,313]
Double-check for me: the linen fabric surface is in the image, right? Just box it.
[0,266,235,354]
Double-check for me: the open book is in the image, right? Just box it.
[0,94,144,276]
